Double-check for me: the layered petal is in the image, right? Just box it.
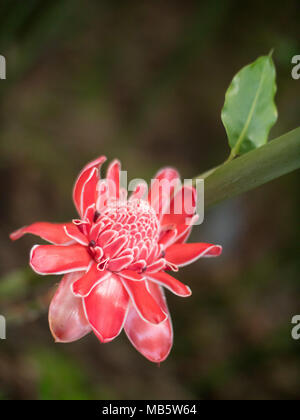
[165,243,222,267]
[106,159,121,199]
[96,180,109,212]
[108,255,134,272]
[72,264,110,297]
[148,167,180,217]
[174,215,199,244]
[121,279,168,324]
[147,271,191,297]
[10,222,74,245]
[73,155,106,217]
[64,224,89,246]
[80,168,99,218]
[129,182,148,201]
[161,185,197,232]
[159,227,178,248]
[83,275,129,342]
[30,244,91,274]
[124,282,173,363]
[118,270,145,281]
[146,258,166,273]
[49,272,91,343]
[103,235,128,258]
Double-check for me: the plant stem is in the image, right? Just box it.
[194,127,300,209]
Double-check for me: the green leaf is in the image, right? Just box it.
[221,53,277,157]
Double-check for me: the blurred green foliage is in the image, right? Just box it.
[31,348,116,400]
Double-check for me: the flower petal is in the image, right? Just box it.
[147,271,191,297]
[118,270,145,281]
[10,222,75,245]
[72,264,110,297]
[73,155,106,217]
[124,282,173,363]
[83,275,129,343]
[30,244,91,275]
[103,235,128,258]
[127,260,147,272]
[174,215,199,245]
[148,167,180,217]
[146,258,166,273]
[96,180,109,212]
[49,272,91,343]
[165,243,222,267]
[159,228,178,248]
[64,224,89,246]
[106,159,121,200]
[108,255,134,272]
[121,279,168,324]
[80,168,100,218]
[129,182,148,200]
[161,185,197,229]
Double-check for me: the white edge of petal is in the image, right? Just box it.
[11,225,75,246]
[63,225,89,246]
[176,244,223,267]
[82,276,129,343]
[120,278,168,325]
[71,269,111,298]
[29,244,90,276]
[124,284,174,363]
[118,272,146,282]
[80,167,98,217]
[146,275,192,297]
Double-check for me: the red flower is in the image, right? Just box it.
[10,156,222,362]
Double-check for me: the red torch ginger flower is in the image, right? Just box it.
[10,156,222,362]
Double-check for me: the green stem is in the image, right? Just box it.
[196,164,221,179]
[194,127,300,210]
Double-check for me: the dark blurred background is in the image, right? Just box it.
[0,0,299,400]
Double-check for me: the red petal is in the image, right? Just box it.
[147,271,191,297]
[118,270,145,281]
[159,228,178,248]
[148,168,180,217]
[73,156,106,217]
[106,159,121,200]
[72,264,110,297]
[103,235,128,258]
[96,180,109,212]
[165,243,222,267]
[10,222,74,245]
[129,182,148,200]
[121,279,168,324]
[124,282,172,363]
[84,203,97,225]
[127,260,147,272]
[173,216,199,245]
[49,272,91,343]
[81,168,99,218]
[97,229,118,246]
[108,255,134,272]
[30,244,91,274]
[146,258,166,273]
[161,185,197,228]
[64,224,89,246]
[83,275,129,343]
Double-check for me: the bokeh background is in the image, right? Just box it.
[0,0,299,400]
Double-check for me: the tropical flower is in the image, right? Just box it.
[10,156,222,362]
